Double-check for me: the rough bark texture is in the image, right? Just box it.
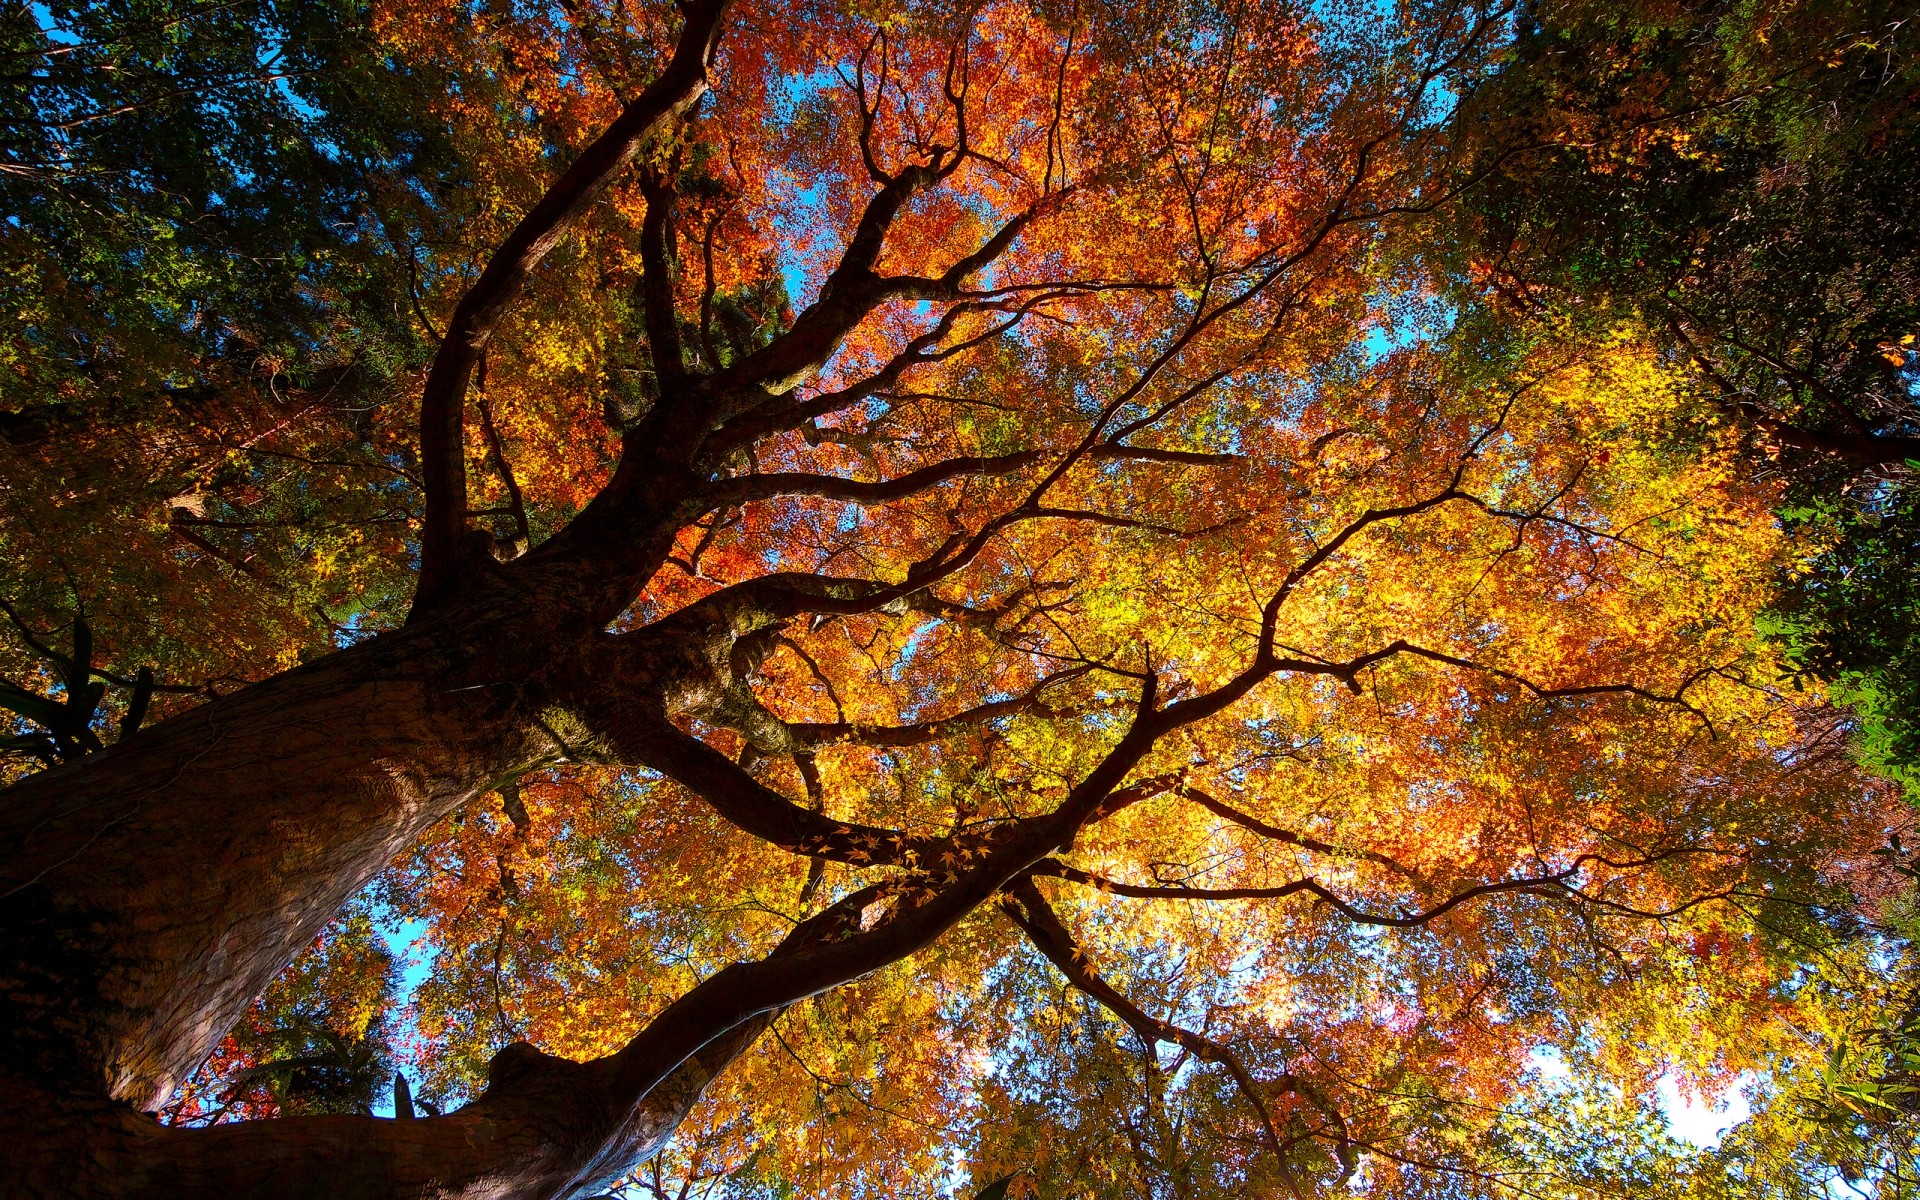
[1,0,743,1128]
[0,483,873,1199]
[0,577,780,1198]
[0,607,550,1110]
[6,1021,769,1200]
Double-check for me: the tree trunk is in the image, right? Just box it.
[5,1019,771,1200]
[0,600,556,1112]
[0,502,792,1197]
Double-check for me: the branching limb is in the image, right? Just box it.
[584,703,906,863]
[638,166,690,388]
[707,288,1094,455]
[1025,506,1248,538]
[1175,786,1422,881]
[1001,879,1339,1195]
[1088,443,1242,467]
[475,364,532,559]
[412,0,731,614]
[1665,312,1920,466]
[1035,846,1727,928]
[701,451,1042,508]
[168,521,275,583]
[591,690,1179,1119]
[776,635,846,723]
[1341,641,1718,730]
[784,666,1091,749]
[702,176,1066,426]
[904,580,1074,639]
[581,663,1086,866]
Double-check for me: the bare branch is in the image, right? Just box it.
[1036,846,1726,928]
[1001,879,1335,1195]
[703,188,1063,422]
[588,705,904,863]
[638,166,689,388]
[784,666,1091,749]
[702,451,1042,508]
[1088,443,1242,467]
[1175,786,1421,881]
[475,360,532,558]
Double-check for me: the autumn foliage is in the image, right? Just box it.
[2,0,1916,1196]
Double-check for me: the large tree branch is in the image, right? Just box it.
[1665,313,1920,467]
[701,450,1042,508]
[583,703,905,863]
[576,664,1088,868]
[1768,425,1920,467]
[633,573,896,645]
[643,462,1706,797]
[1349,642,1717,728]
[412,0,730,614]
[588,693,1179,1115]
[106,888,886,1199]
[1025,506,1248,538]
[638,167,690,389]
[1088,443,1242,467]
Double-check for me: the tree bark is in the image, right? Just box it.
[0,576,771,1199]
[0,605,558,1111]
[5,1019,771,1200]
[0,509,835,1197]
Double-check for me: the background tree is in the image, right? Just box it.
[0,1,1907,1197]
[162,906,404,1126]
[1449,0,1920,792]
[0,0,478,708]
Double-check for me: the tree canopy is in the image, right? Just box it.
[1451,0,1920,795]
[2,0,1917,1197]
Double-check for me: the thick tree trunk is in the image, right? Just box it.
[0,515,781,1198]
[0,401,739,1196]
[0,601,556,1111]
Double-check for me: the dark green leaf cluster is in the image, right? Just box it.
[0,0,487,732]
[1769,489,1920,793]
[1,0,463,404]
[1458,0,1920,449]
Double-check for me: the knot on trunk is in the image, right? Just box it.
[477,1042,617,1161]
[485,1040,555,1090]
